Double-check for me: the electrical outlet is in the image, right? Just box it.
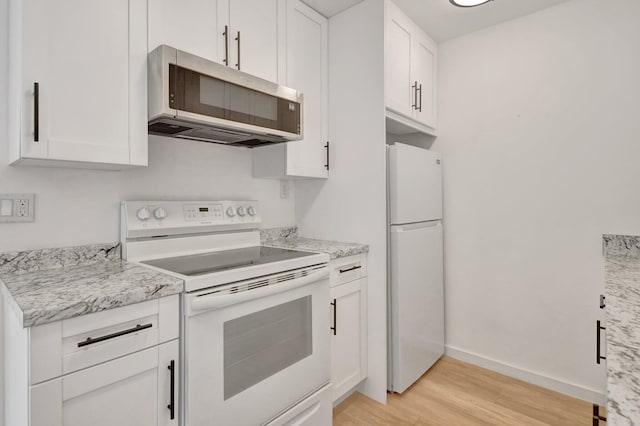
[0,194,35,223]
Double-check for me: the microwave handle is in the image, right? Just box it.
[189,266,329,313]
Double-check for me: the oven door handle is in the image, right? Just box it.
[189,266,329,313]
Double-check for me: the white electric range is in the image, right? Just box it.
[121,200,332,426]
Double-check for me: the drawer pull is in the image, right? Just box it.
[339,265,362,274]
[77,323,153,348]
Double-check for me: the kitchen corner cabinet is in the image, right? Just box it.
[8,0,148,169]
[384,0,438,134]
[329,254,368,402]
[4,296,180,426]
[149,0,279,82]
[252,0,329,179]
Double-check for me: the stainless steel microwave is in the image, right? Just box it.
[148,45,303,147]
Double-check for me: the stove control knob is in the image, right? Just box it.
[226,207,236,217]
[137,207,150,221]
[247,206,257,216]
[237,207,246,217]
[154,207,167,220]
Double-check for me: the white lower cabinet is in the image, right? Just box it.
[31,340,178,426]
[329,255,368,402]
[4,295,180,426]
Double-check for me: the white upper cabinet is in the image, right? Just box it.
[9,0,148,168]
[224,0,279,82]
[148,0,221,62]
[149,0,279,81]
[252,0,329,179]
[384,0,438,134]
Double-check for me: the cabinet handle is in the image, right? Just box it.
[223,25,229,65]
[592,404,607,424]
[599,294,606,309]
[411,81,418,110]
[33,82,39,142]
[324,141,330,170]
[235,31,241,70]
[167,360,176,420]
[596,320,606,364]
[330,299,337,335]
[418,82,423,112]
[339,265,361,274]
[77,323,152,348]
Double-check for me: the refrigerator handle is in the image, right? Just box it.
[390,221,441,232]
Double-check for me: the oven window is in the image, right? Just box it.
[223,296,312,400]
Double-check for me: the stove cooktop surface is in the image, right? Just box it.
[142,245,317,277]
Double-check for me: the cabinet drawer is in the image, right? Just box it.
[329,254,367,287]
[30,295,179,385]
[30,340,179,426]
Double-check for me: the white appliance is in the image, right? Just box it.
[121,200,332,426]
[387,143,445,394]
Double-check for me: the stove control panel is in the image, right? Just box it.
[122,200,261,239]
[183,203,224,221]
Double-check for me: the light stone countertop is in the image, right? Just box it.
[603,234,640,425]
[0,243,183,328]
[260,227,369,260]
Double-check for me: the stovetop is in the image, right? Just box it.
[141,245,317,277]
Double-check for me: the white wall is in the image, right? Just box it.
[295,0,388,403]
[0,0,294,420]
[433,0,640,402]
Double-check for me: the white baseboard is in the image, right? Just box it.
[445,345,606,405]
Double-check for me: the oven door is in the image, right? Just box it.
[183,265,330,426]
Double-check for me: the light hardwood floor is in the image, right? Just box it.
[333,356,596,425]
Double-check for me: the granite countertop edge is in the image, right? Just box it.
[260,227,369,260]
[0,243,184,328]
[602,234,640,425]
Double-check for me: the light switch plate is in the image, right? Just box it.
[0,193,35,223]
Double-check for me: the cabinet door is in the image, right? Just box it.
[330,278,367,401]
[30,341,179,426]
[227,0,279,81]
[19,0,146,166]
[412,31,437,128]
[385,1,414,118]
[251,0,328,179]
[284,0,329,178]
[149,0,220,63]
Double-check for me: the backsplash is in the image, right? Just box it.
[603,234,640,257]
[0,243,121,275]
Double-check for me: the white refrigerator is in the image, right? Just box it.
[387,143,444,394]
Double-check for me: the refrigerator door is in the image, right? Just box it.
[388,143,442,224]
[389,220,444,393]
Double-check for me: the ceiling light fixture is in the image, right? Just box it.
[449,0,494,7]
